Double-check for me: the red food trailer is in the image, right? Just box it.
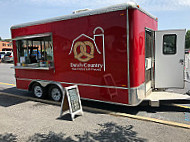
[11,2,186,106]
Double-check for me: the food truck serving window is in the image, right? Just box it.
[163,34,177,55]
[15,34,54,68]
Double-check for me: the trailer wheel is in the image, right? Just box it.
[48,85,62,102]
[32,83,45,98]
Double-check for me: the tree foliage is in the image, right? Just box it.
[186,30,190,49]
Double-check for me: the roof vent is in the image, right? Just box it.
[73,8,92,14]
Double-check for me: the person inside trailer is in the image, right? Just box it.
[29,46,37,63]
[41,51,47,61]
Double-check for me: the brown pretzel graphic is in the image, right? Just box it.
[73,41,94,62]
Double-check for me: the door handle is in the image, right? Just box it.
[179,59,184,65]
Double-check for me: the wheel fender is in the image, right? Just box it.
[29,80,65,96]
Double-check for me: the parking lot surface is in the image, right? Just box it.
[0,94,190,142]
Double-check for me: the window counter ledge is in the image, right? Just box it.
[14,66,54,70]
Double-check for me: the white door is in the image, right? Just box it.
[155,29,186,88]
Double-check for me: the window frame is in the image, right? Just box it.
[14,33,54,69]
[163,34,177,55]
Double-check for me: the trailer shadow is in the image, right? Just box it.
[82,100,190,115]
[26,122,147,142]
[0,94,27,107]
[0,87,28,107]
[0,86,28,96]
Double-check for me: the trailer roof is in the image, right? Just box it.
[11,2,157,29]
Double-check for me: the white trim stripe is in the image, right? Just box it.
[16,78,144,90]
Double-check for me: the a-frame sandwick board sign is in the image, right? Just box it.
[60,85,83,121]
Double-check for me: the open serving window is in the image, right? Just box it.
[13,33,54,69]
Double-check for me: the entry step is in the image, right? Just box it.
[145,91,190,101]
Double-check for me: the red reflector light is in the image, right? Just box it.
[9,56,12,57]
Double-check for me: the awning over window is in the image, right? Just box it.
[12,33,51,41]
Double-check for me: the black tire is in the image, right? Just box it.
[48,85,62,102]
[186,90,190,95]
[32,83,45,99]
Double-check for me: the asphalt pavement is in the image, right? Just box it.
[0,93,190,142]
[1,63,190,141]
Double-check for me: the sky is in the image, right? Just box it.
[0,0,190,39]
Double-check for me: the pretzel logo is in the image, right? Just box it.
[73,41,94,62]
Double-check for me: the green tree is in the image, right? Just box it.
[186,30,190,49]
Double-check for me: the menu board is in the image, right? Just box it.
[60,85,83,121]
[68,88,81,113]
